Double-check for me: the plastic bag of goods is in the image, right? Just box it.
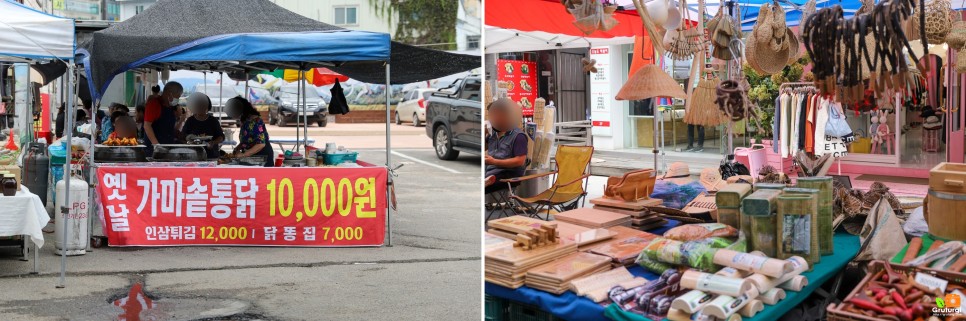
[651,180,707,209]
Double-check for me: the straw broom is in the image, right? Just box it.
[684,69,726,126]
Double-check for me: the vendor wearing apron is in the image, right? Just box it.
[143,81,183,157]
[227,97,275,167]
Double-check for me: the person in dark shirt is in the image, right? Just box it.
[485,98,528,194]
[181,92,225,159]
[55,103,65,138]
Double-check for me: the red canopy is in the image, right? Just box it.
[485,0,644,39]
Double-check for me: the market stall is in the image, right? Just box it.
[484,0,966,320]
[0,0,75,274]
[70,0,479,250]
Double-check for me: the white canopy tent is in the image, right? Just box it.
[0,0,74,61]
[0,0,77,287]
[485,26,635,53]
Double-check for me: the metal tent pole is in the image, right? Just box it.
[57,64,75,289]
[219,72,223,125]
[652,99,659,171]
[302,71,307,152]
[296,70,301,152]
[385,63,392,247]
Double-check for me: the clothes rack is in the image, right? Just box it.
[776,82,844,175]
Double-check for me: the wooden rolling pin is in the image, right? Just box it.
[701,288,761,319]
[681,270,756,297]
[671,290,717,314]
[759,288,786,305]
[918,240,946,268]
[746,256,809,293]
[901,237,923,264]
[739,299,764,318]
[713,249,794,278]
[948,253,966,272]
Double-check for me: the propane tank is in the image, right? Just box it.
[55,175,88,255]
[23,143,49,206]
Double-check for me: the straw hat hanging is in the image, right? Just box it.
[616,64,687,100]
[746,3,792,75]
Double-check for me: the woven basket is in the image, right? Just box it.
[947,21,966,49]
[912,0,954,44]
[958,48,966,73]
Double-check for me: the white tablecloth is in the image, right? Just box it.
[0,186,50,248]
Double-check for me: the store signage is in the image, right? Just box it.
[496,59,538,116]
[97,167,387,247]
[589,47,612,136]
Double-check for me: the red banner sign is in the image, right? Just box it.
[97,167,387,247]
[496,59,538,116]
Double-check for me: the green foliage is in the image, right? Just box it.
[744,54,810,139]
[369,0,459,50]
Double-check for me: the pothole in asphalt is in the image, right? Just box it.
[106,282,272,321]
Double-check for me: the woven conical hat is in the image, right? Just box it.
[616,64,687,100]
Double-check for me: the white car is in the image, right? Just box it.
[395,88,437,126]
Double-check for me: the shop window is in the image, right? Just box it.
[467,35,480,50]
[334,6,358,26]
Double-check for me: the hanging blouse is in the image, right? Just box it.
[780,93,791,158]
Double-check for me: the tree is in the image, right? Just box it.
[370,0,459,50]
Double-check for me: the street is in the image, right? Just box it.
[0,123,482,321]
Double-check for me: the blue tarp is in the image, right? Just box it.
[152,31,390,64]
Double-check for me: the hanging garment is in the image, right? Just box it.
[805,93,815,153]
[780,93,791,158]
[813,97,828,155]
[920,54,943,109]
[789,93,802,157]
[771,95,782,154]
[797,94,808,151]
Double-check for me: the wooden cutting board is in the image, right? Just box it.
[593,205,657,218]
[590,197,663,210]
[570,266,636,295]
[555,207,631,228]
[485,239,577,266]
[588,232,658,264]
[527,252,613,282]
[485,233,515,251]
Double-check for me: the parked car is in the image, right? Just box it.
[395,88,437,126]
[269,85,328,127]
[425,75,482,160]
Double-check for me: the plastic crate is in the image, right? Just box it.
[485,295,507,321]
[322,151,358,165]
[508,302,553,321]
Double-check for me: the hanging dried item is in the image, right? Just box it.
[665,0,704,60]
[715,80,751,121]
[569,0,619,35]
[910,0,953,44]
[947,21,966,48]
[803,0,927,96]
[746,3,792,75]
[684,70,726,126]
[708,12,740,61]
[582,57,599,73]
[957,48,966,73]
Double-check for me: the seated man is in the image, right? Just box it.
[484,98,528,194]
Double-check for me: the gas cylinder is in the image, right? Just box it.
[55,175,88,255]
[23,143,49,206]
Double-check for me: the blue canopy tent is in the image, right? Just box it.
[78,0,479,253]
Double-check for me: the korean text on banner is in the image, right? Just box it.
[97,167,388,247]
